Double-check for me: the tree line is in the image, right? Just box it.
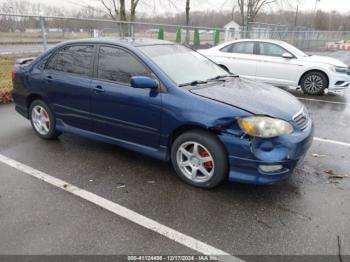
[1,0,350,32]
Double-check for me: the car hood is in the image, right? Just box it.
[300,55,347,67]
[190,78,303,120]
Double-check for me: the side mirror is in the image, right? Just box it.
[282,52,294,59]
[130,76,158,90]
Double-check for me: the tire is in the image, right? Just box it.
[300,71,328,96]
[29,99,61,140]
[171,130,228,188]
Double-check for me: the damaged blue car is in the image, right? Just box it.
[12,38,314,188]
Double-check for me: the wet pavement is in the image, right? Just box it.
[0,51,350,259]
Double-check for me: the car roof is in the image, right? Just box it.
[57,37,175,47]
[229,39,286,45]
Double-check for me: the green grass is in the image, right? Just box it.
[0,57,15,91]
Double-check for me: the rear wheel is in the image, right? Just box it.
[300,71,328,95]
[29,100,61,139]
[171,130,228,188]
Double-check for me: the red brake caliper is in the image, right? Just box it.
[43,111,50,128]
[200,150,213,169]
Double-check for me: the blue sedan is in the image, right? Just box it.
[12,38,314,188]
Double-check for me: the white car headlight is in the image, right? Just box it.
[238,116,294,138]
[330,66,348,74]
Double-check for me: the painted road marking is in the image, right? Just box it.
[314,137,350,147]
[298,97,348,105]
[0,153,243,262]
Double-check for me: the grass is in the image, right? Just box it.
[0,56,15,91]
[0,56,15,103]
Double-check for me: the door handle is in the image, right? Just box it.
[46,75,53,83]
[93,85,105,94]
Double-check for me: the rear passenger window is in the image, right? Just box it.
[220,42,254,54]
[46,45,94,76]
[97,46,150,85]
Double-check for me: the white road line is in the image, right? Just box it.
[298,97,348,105]
[0,153,242,262]
[314,137,350,147]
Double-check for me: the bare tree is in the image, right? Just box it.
[98,0,119,20]
[185,0,190,43]
[130,0,140,22]
[234,0,276,29]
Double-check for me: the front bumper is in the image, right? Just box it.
[329,73,350,90]
[219,122,314,185]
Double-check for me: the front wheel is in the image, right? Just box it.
[300,71,328,95]
[171,130,228,188]
[29,99,61,139]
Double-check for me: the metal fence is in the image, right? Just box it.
[1,13,350,55]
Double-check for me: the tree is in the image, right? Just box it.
[175,28,181,43]
[213,29,220,45]
[98,0,119,20]
[234,0,276,29]
[185,0,190,43]
[193,28,200,45]
[158,27,164,40]
[97,0,142,36]
[130,0,140,22]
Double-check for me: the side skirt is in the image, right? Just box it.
[55,120,168,161]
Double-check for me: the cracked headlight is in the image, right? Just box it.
[238,116,294,138]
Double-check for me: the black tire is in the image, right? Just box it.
[29,99,61,140]
[171,130,228,188]
[300,71,328,96]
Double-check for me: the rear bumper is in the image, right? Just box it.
[219,123,314,185]
[12,85,30,119]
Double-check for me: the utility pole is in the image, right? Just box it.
[294,4,299,28]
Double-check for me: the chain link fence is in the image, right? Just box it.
[1,13,350,55]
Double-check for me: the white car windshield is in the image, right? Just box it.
[282,42,308,57]
[139,44,229,86]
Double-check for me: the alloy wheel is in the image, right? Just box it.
[304,75,324,93]
[176,141,215,183]
[31,105,51,135]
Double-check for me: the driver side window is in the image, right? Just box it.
[97,46,151,85]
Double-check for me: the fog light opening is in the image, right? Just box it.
[259,165,283,173]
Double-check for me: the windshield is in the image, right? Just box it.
[138,44,229,86]
[281,42,308,57]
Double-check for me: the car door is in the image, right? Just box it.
[90,45,161,148]
[43,44,94,131]
[255,42,300,86]
[215,41,257,79]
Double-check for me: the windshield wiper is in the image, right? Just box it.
[207,74,239,81]
[179,80,208,87]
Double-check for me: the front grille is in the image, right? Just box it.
[293,107,310,131]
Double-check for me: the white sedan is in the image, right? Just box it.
[198,39,350,95]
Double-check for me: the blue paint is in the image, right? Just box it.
[12,38,314,185]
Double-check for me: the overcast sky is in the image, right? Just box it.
[5,0,350,14]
